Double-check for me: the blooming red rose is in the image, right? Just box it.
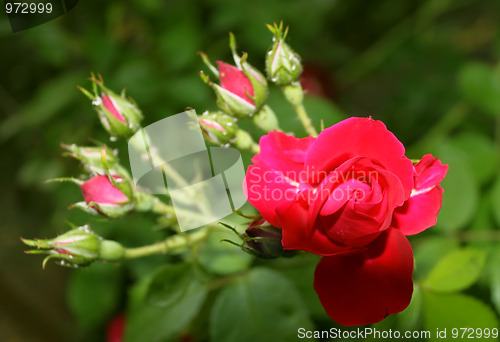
[81,175,129,206]
[244,117,447,326]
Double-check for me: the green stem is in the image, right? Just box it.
[294,103,318,137]
[123,229,209,259]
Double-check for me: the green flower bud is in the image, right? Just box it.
[198,112,238,145]
[21,226,124,268]
[78,73,143,139]
[265,22,303,86]
[62,144,130,177]
[242,218,295,259]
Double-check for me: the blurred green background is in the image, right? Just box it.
[1,0,500,341]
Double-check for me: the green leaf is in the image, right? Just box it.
[449,132,499,186]
[458,62,500,116]
[490,246,500,316]
[198,226,252,276]
[490,174,500,228]
[422,248,488,293]
[124,277,207,342]
[210,267,315,342]
[434,142,478,231]
[66,263,123,329]
[0,72,84,142]
[413,236,460,280]
[423,292,499,340]
[145,262,194,307]
[275,253,326,320]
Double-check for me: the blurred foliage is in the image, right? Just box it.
[1,0,500,341]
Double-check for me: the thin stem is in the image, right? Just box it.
[294,103,318,137]
[123,229,209,259]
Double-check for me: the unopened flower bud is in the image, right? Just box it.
[242,218,291,259]
[265,22,302,86]
[79,74,143,138]
[21,226,125,268]
[79,175,133,217]
[198,112,238,145]
[199,34,268,118]
[62,144,129,177]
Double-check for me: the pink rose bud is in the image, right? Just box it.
[199,34,268,118]
[79,175,133,217]
[198,111,238,146]
[21,225,125,268]
[81,175,129,205]
[78,74,143,138]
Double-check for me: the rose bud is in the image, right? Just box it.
[62,144,130,177]
[198,112,238,146]
[199,34,268,118]
[242,218,295,259]
[78,73,143,138]
[79,175,133,217]
[265,22,303,86]
[21,225,125,268]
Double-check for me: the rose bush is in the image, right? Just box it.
[244,116,448,326]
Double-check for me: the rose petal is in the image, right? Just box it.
[278,194,351,256]
[81,175,128,205]
[217,61,255,105]
[102,94,126,123]
[244,164,300,227]
[392,186,444,235]
[414,154,448,190]
[252,131,315,183]
[313,228,414,326]
[305,117,414,198]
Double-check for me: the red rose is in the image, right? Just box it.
[81,175,129,206]
[244,117,447,326]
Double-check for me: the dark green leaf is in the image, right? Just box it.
[423,292,499,340]
[125,277,207,342]
[210,267,314,342]
[450,132,499,186]
[145,262,193,307]
[66,263,123,329]
[490,246,500,316]
[413,236,460,280]
[459,62,500,116]
[198,225,252,276]
[490,175,500,228]
[434,143,478,231]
